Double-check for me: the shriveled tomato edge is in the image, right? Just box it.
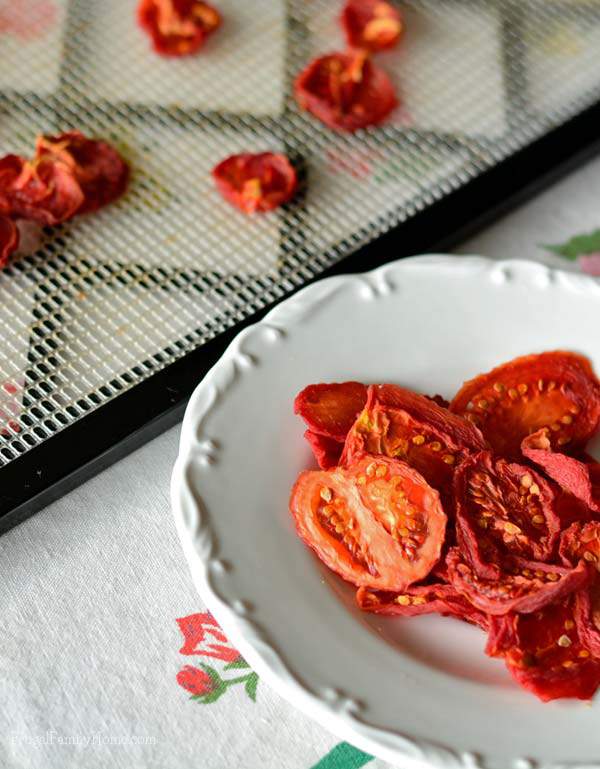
[446,548,592,616]
[294,381,368,441]
[0,215,19,268]
[303,429,343,470]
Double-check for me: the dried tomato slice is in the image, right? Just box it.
[341,0,404,53]
[295,382,367,441]
[289,455,447,590]
[35,131,129,214]
[137,0,221,57]
[522,428,600,514]
[0,154,84,226]
[342,383,486,497]
[454,451,560,579]
[447,548,590,616]
[356,582,488,628]
[0,215,19,269]
[212,153,297,214]
[450,351,600,458]
[303,430,343,470]
[294,51,397,132]
[488,599,600,701]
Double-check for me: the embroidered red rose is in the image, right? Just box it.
[176,665,214,696]
[176,612,241,662]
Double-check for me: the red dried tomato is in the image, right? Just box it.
[488,599,600,701]
[522,428,600,514]
[289,455,447,591]
[35,131,129,214]
[454,451,560,579]
[356,582,488,629]
[446,548,590,616]
[303,430,343,470]
[294,51,397,132]
[295,382,367,441]
[0,215,19,268]
[341,383,486,497]
[137,0,221,57]
[341,0,404,53]
[212,153,297,214]
[450,351,600,458]
[0,154,84,226]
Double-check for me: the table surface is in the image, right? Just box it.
[1,154,600,769]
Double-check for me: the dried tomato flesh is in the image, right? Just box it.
[289,455,446,591]
[35,131,129,214]
[450,351,600,458]
[522,428,600,513]
[0,154,84,225]
[560,521,600,657]
[137,0,221,57]
[294,52,397,132]
[212,153,297,214]
[447,548,590,616]
[341,0,404,53]
[342,383,485,498]
[454,451,560,579]
[303,430,343,470]
[356,582,488,629]
[488,599,600,701]
[0,215,19,268]
[294,381,367,441]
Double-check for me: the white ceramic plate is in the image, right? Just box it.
[172,255,600,769]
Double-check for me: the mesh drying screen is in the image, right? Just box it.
[0,0,599,466]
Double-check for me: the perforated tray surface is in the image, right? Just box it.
[1,0,600,468]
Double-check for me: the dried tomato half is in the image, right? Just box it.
[454,451,560,579]
[342,383,486,498]
[341,0,404,53]
[356,582,488,629]
[295,382,367,441]
[0,154,84,226]
[447,548,590,616]
[0,215,19,268]
[560,521,600,657]
[137,0,221,57]
[35,132,129,214]
[289,455,447,590]
[450,351,600,458]
[303,430,343,470]
[488,599,600,701]
[294,51,397,132]
[212,153,297,214]
[522,428,600,514]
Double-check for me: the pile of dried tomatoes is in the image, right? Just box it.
[0,132,128,268]
[289,351,600,701]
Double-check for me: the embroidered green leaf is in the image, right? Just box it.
[223,657,251,671]
[244,672,259,702]
[310,742,374,769]
[542,229,600,261]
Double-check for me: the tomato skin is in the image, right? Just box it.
[289,455,446,591]
[450,351,600,458]
[303,430,343,470]
[447,548,591,616]
[0,215,19,268]
[35,132,129,214]
[294,52,397,132]
[212,153,297,214]
[342,383,485,498]
[341,0,404,53]
[356,582,488,628]
[0,154,84,226]
[295,381,367,441]
[454,451,560,579]
[137,0,221,57]
[487,599,600,701]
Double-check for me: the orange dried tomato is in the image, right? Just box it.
[137,0,221,57]
[212,153,297,214]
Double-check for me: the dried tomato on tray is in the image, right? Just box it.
[341,0,404,53]
[137,0,221,57]
[212,153,297,214]
[295,51,397,132]
[0,215,19,268]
